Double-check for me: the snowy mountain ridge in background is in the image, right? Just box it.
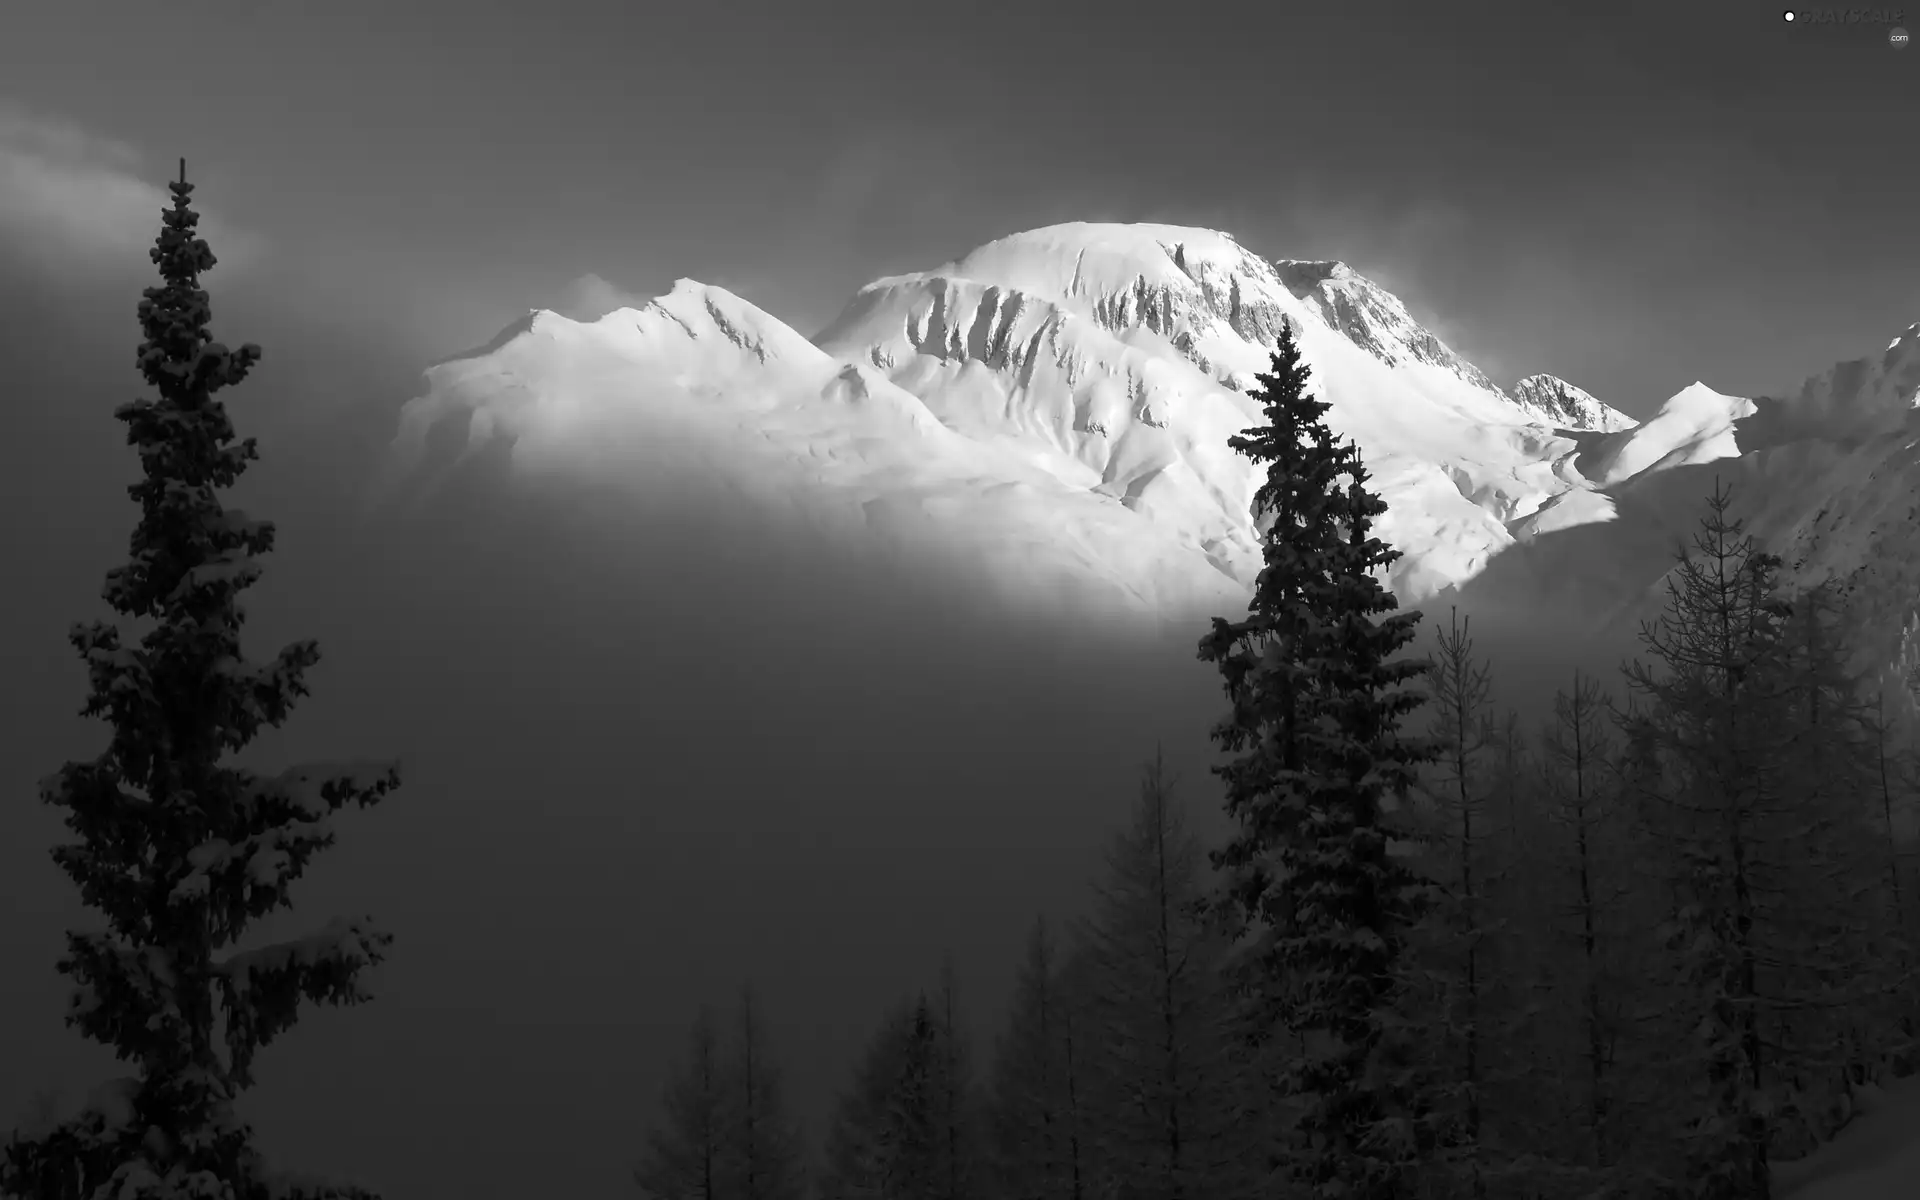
[385,221,1920,696]
[1508,373,1637,433]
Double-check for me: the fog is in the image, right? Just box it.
[0,242,1648,1200]
[0,249,1229,1198]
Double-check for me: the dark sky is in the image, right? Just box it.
[4,0,1916,412]
[0,3,1913,1198]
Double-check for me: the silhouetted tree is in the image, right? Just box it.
[0,160,398,1200]
[1198,319,1440,1199]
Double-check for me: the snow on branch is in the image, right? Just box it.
[168,815,336,908]
[241,761,402,819]
[165,555,263,604]
[71,622,153,707]
[214,916,393,1086]
[61,934,186,1057]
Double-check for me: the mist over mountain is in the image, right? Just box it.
[390,221,1920,709]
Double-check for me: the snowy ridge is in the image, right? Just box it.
[1739,319,1920,452]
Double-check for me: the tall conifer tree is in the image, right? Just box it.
[1198,319,1440,1199]
[1,162,398,1200]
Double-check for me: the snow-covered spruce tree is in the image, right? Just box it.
[726,986,809,1200]
[0,162,398,1200]
[1074,752,1254,1200]
[1197,318,1441,1200]
[636,1006,735,1200]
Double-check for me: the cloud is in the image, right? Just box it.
[547,272,649,322]
[0,100,263,279]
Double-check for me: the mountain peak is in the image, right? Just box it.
[620,279,823,367]
[1507,373,1638,432]
[1268,258,1501,396]
[1269,258,1357,284]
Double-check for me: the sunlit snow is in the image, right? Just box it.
[384,221,1920,672]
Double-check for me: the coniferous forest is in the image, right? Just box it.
[6,170,1919,1200]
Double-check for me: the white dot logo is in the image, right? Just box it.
[1783,8,1796,19]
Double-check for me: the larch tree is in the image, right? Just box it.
[727,986,808,1200]
[818,998,941,1200]
[928,959,980,1200]
[1075,753,1250,1200]
[636,1006,735,1200]
[1534,669,1633,1178]
[1618,482,1895,1198]
[1412,608,1502,1199]
[985,919,1071,1200]
[1766,579,1912,1147]
[0,161,399,1200]
[1621,482,1788,1199]
[1051,947,1099,1200]
[1197,318,1441,1200]
[1865,684,1920,1056]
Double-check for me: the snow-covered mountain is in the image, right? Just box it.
[384,221,1920,683]
[1508,374,1636,432]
